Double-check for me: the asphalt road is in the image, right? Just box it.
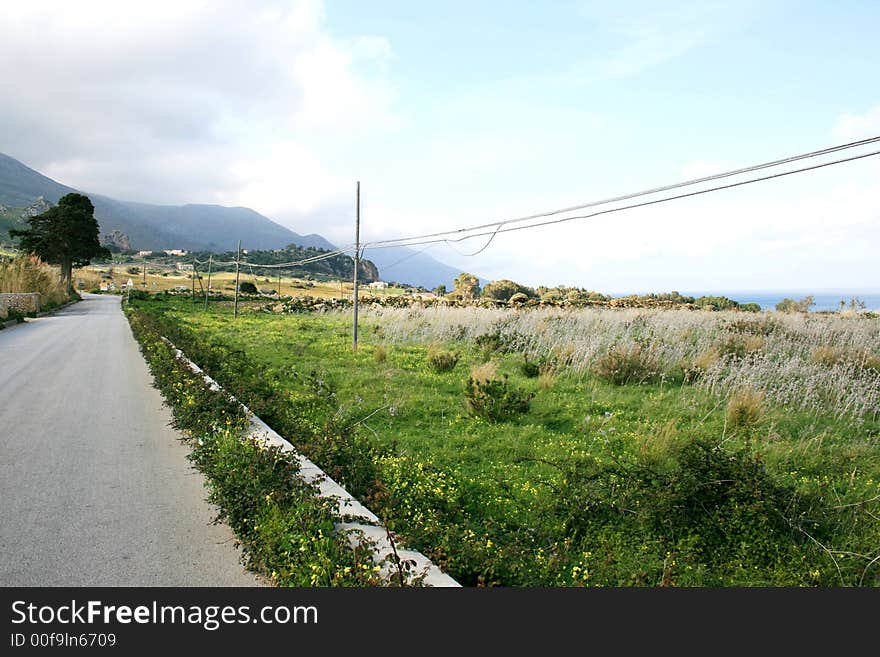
[0,294,260,586]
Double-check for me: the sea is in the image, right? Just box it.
[610,290,880,312]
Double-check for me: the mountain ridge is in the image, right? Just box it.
[0,151,468,288]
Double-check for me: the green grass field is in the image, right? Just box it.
[132,296,880,586]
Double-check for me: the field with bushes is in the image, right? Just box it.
[79,263,417,301]
[128,295,880,586]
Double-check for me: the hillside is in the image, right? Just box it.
[360,246,464,290]
[0,151,470,288]
[0,152,333,252]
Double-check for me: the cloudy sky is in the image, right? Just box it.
[2,0,878,292]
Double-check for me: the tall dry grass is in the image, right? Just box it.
[360,305,880,421]
[0,254,71,307]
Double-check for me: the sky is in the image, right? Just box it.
[1,0,878,292]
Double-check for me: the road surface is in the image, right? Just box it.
[0,294,260,586]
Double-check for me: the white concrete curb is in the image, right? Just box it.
[160,336,460,588]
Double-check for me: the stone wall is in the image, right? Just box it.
[0,293,41,317]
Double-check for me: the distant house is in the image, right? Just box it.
[176,262,194,271]
[368,281,388,290]
[137,250,153,257]
[164,249,188,256]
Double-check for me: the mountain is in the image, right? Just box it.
[363,246,464,290]
[0,152,333,252]
[0,151,468,288]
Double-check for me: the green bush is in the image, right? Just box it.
[465,375,534,422]
[594,344,662,385]
[693,295,741,311]
[520,359,540,378]
[481,279,537,302]
[551,437,829,585]
[239,281,258,294]
[776,296,814,313]
[427,349,459,372]
[190,432,381,586]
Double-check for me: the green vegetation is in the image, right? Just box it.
[9,193,110,289]
[777,295,816,313]
[481,279,537,302]
[426,348,459,373]
[239,280,259,294]
[126,297,880,586]
[125,306,389,586]
[452,272,481,300]
[0,205,27,244]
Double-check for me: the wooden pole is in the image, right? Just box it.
[352,182,360,351]
[191,258,196,303]
[234,241,242,319]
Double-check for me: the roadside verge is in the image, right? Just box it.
[125,305,459,587]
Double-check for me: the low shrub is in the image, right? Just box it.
[191,431,382,586]
[717,334,764,360]
[520,359,540,378]
[727,317,780,335]
[594,344,662,385]
[427,348,459,372]
[550,436,830,585]
[373,344,387,363]
[811,345,843,367]
[537,370,556,390]
[475,333,502,361]
[239,281,258,294]
[685,347,721,382]
[726,388,764,429]
[465,374,534,422]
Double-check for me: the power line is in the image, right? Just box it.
[364,135,880,250]
[194,246,354,268]
[370,243,436,272]
[362,146,880,252]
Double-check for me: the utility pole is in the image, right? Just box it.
[234,241,242,319]
[191,257,196,303]
[142,256,147,288]
[205,255,213,310]
[352,182,360,351]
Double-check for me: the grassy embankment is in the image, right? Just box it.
[0,254,78,322]
[130,295,880,586]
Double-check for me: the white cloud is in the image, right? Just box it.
[832,105,880,140]
[0,0,394,216]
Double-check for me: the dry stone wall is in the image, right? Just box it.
[0,293,41,316]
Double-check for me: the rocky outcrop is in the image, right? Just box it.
[24,197,52,217]
[101,229,132,251]
[359,259,379,283]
